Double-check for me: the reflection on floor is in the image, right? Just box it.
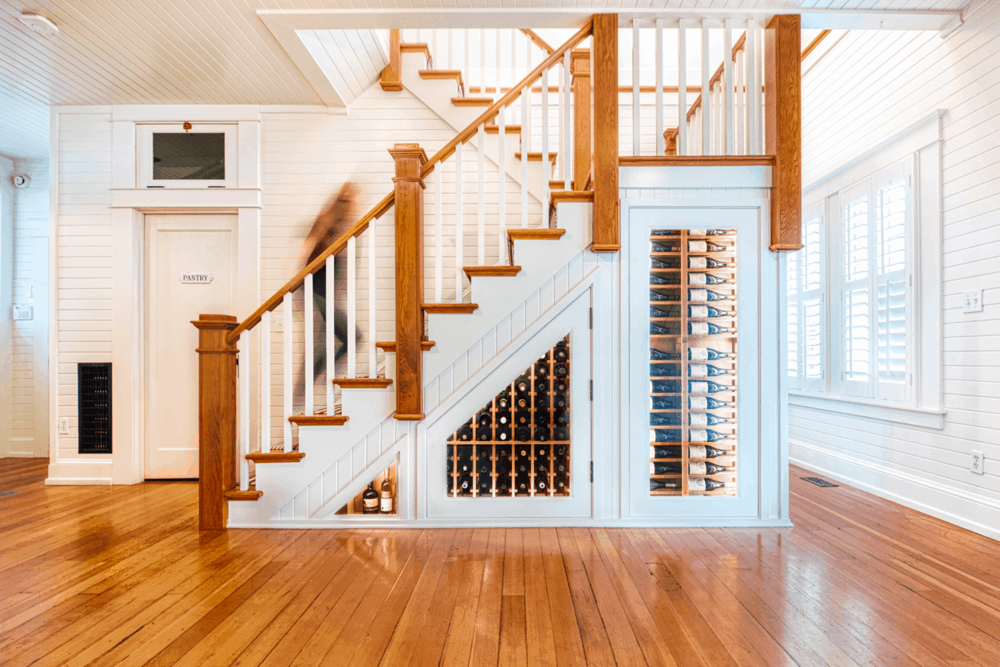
[2,458,999,666]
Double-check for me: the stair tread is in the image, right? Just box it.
[507,228,566,241]
[423,303,479,314]
[515,151,558,162]
[452,97,493,107]
[550,190,594,205]
[332,378,393,388]
[420,69,463,84]
[288,415,349,426]
[376,340,436,352]
[224,488,263,501]
[401,43,431,61]
[247,450,305,463]
[484,124,521,134]
[464,265,522,278]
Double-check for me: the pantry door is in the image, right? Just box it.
[145,214,237,479]
[626,205,760,520]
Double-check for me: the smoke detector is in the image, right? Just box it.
[19,12,59,36]
[12,174,30,189]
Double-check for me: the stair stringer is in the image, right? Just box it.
[400,52,551,207]
[423,201,592,385]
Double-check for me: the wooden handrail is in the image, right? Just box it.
[226,22,594,345]
[520,28,555,55]
[419,20,594,179]
[801,29,832,61]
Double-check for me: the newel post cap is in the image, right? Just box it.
[389,143,428,187]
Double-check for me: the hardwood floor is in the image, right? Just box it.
[3,459,1000,666]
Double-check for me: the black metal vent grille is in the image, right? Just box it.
[802,476,838,488]
[78,363,112,454]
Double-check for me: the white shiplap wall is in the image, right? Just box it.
[793,0,1000,540]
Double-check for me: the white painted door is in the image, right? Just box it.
[145,214,237,479]
[626,205,761,519]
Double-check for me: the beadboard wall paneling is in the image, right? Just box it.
[792,0,1000,540]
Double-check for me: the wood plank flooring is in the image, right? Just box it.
[3,458,1000,666]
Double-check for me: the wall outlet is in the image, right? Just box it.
[275,314,284,333]
[963,289,983,314]
[971,450,985,475]
[58,418,70,434]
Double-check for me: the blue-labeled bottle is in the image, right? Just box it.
[651,461,728,475]
[649,413,728,427]
[688,288,729,302]
[650,363,681,378]
[687,412,730,426]
[649,412,682,426]
[650,238,680,251]
[650,322,680,336]
[688,304,727,318]
[650,273,681,286]
[688,395,732,410]
[688,256,728,269]
[650,380,681,394]
[651,305,681,319]
[688,347,729,361]
[650,396,682,410]
[650,348,680,361]
[650,288,680,302]
[687,321,730,335]
[651,257,681,269]
[687,379,729,393]
[649,428,729,443]
[687,240,727,252]
[651,445,728,459]
[687,272,727,286]
[687,428,730,442]
[688,363,730,378]
[688,229,731,237]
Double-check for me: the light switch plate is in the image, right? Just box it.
[12,305,33,320]
[275,314,284,333]
[963,289,983,313]
[58,418,70,434]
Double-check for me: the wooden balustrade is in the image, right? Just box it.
[571,49,591,191]
[592,14,619,252]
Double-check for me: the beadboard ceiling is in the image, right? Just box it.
[0,0,969,160]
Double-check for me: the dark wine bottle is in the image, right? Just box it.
[476,426,492,441]
[552,393,568,410]
[650,273,681,286]
[688,288,729,302]
[687,321,730,335]
[688,304,727,318]
[554,411,569,426]
[650,362,681,378]
[553,475,568,494]
[553,363,568,378]
[362,482,379,514]
[495,460,511,476]
[477,458,492,475]
[651,305,681,319]
[553,426,569,441]
[497,390,512,411]
[534,461,549,477]
[650,347,680,361]
[515,395,530,410]
[651,444,728,459]
[687,272,727,286]
[534,363,549,380]
[534,477,549,494]
[477,412,492,427]
[555,444,568,457]
[533,426,550,442]
[554,345,568,363]
[534,393,549,410]
[515,374,531,394]
[496,445,512,460]
[477,478,492,495]
[688,256,727,269]
[650,322,681,336]
[651,461,728,475]
[457,475,473,494]
[651,257,681,269]
[496,409,512,426]
[495,424,512,441]
[688,347,729,360]
[457,423,474,442]
[688,363,731,378]
[536,446,549,459]
[497,478,511,494]
[649,412,681,426]
[554,379,567,393]
[650,238,680,251]
[650,379,681,394]
[650,479,680,491]
[516,460,529,474]
[515,426,531,441]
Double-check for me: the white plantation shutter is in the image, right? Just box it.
[874,163,912,402]
[841,182,871,397]
[786,248,800,388]
[787,203,824,392]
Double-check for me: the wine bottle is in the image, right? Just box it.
[516,479,529,494]
[477,458,492,475]
[650,379,681,394]
[457,475,473,494]
[534,477,549,493]
[650,479,680,491]
[688,304,727,319]
[554,344,569,362]
[535,363,549,380]
[476,426,492,441]
[363,482,379,514]
[651,444,728,459]
[496,445,512,460]
[533,426,550,442]
[687,272,727,286]
[534,461,549,476]
[650,348,680,361]
[516,460,530,474]
[689,478,726,492]
[688,379,729,394]
[380,478,394,514]
[553,363,568,378]
[515,426,531,441]
[688,412,730,426]
[552,393,568,410]
[688,256,728,269]
[688,229,730,236]
[689,395,731,410]
[649,288,680,301]
[535,395,550,411]
[687,240,727,253]
[688,288,729,302]
[554,410,569,426]
[651,305,681,319]
[496,478,511,494]
[495,460,511,476]
[686,429,729,442]
[515,374,531,394]
[477,478,492,495]
[497,390,512,411]
[457,423,473,442]
[651,257,681,269]
[553,426,569,441]
[477,412,492,427]
[496,409,512,426]
[554,379,567,393]
[553,475,568,494]
[651,322,681,336]
[533,379,548,394]
[688,347,729,361]
[688,363,730,378]
[651,461,728,475]
[495,424,512,441]
[687,321,730,335]
[650,362,680,378]
[649,428,685,442]
[555,444,568,457]
[515,395,530,410]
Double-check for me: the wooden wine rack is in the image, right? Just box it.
[649,229,738,497]
[446,336,571,498]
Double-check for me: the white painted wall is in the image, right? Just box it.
[792,0,1000,540]
[0,155,13,458]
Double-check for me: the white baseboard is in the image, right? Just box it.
[4,451,40,458]
[229,518,795,529]
[46,461,113,485]
[790,439,1000,542]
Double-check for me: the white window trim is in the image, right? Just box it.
[137,123,238,189]
[789,109,944,429]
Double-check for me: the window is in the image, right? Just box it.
[788,158,914,405]
[136,124,237,189]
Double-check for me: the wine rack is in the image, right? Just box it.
[336,463,398,515]
[446,335,571,498]
[648,229,738,497]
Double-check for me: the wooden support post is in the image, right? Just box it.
[592,14,620,253]
[390,143,428,420]
[765,15,803,251]
[381,29,403,92]
[193,314,239,531]
[571,48,591,192]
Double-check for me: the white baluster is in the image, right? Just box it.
[557,59,564,182]
[563,49,572,188]
[435,166,443,303]
[678,24,688,156]
[521,92,529,228]
[464,29,470,91]
[282,293,292,448]
[498,107,506,263]
[239,331,249,490]
[496,28,502,97]
[448,29,453,70]
[510,29,516,90]
[304,273,314,415]
[736,47,745,156]
[325,255,333,414]
[633,21,640,156]
[477,123,485,265]
[724,21,734,156]
[749,20,761,154]
[655,20,664,156]
[347,235,356,379]
[261,310,271,453]
[367,221,376,378]
[455,144,464,300]
[542,68,550,221]
[701,21,711,155]
[480,28,486,95]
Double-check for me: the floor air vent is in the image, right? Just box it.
[78,363,112,454]
[801,476,838,488]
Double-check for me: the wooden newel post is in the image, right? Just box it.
[381,29,403,92]
[765,15,803,251]
[592,14,620,253]
[193,314,239,531]
[390,143,428,421]
[571,48,591,192]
